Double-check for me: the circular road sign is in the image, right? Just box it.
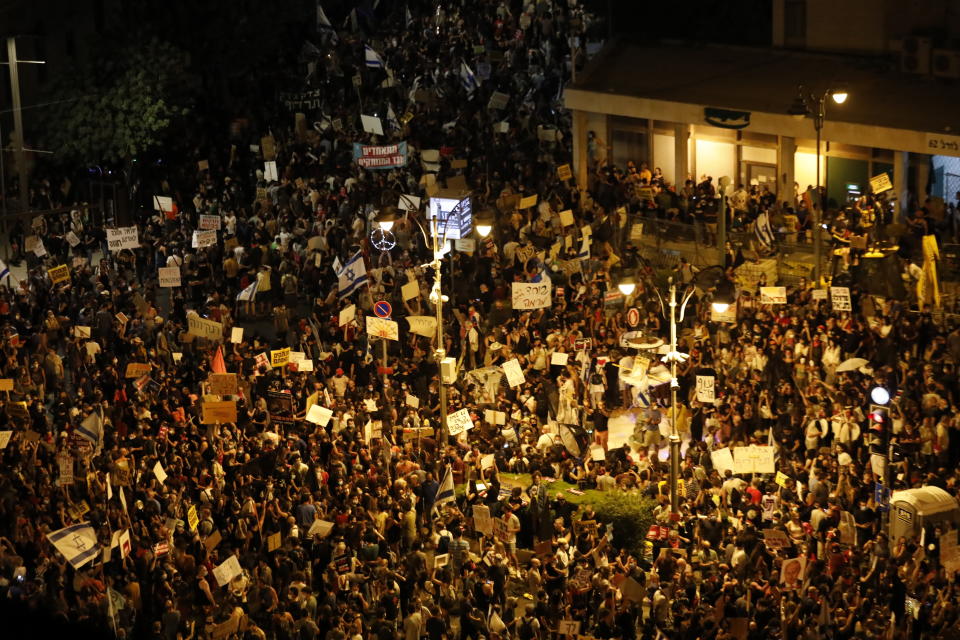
[374,300,392,318]
[626,307,640,328]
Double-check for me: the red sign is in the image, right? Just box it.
[374,300,392,318]
[377,366,394,375]
[627,307,640,327]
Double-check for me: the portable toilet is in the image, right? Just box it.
[889,486,960,544]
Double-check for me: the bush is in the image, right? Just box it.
[589,490,657,557]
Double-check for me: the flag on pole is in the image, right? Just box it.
[0,259,9,283]
[577,237,591,260]
[405,5,413,26]
[387,103,400,130]
[460,61,479,94]
[337,252,368,298]
[364,44,385,69]
[434,465,455,511]
[211,346,227,374]
[46,523,100,569]
[237,280,258,302]
[77,412,103,452]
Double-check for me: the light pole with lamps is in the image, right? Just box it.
[376,199,489,436]
[788,86,848,285]
[628,265,735,516]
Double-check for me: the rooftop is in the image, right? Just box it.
[571,39,960,135]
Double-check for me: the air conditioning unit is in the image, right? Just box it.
[932,49,960,78]
[902,36,932,74]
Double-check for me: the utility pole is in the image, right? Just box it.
[3,37,46,213]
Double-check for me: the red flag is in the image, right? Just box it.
[211,346,227,373]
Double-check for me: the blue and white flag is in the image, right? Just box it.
[460,61,479,94]
[337,252,368,298]
[577,236,591,260]
[316,1,338,43]
[47,523,100,569]
[387,103,400,131]
[364,44,385,69]
[0,259,9,283]
[434,465,455,511]
[76,412,102,453]
[755,210,775,249]
[237,280,258,302]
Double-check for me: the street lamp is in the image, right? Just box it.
[788,85,849,285]
[376,199,466,436]
[617,277,636,296]
[475,209,495,239]
[645,264,735,516]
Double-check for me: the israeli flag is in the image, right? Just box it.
[237,280,258,302]
[577,236,591,260]
[460,61,479,94]
[47,523,100,569]
[0,259,9,282]
[755,210,775,248]
[76,412,102,452]
[434,465,455,511]
[337,252,368,298]
[364,44,385,69]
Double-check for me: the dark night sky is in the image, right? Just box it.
[610,0,773,46]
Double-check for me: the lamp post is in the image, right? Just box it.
[377,198,484,437]
[789,86,848,285]
[637,265,735,516]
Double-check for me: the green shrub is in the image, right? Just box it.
[589,491,657,556]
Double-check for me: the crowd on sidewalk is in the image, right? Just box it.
[2,1,960,640]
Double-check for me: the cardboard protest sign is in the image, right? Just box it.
[472,504,493,535]
[760,287,787,304]
[402,280,420,301]
[502,359,525,388]
[153,461,167,484]
[153,196,174,212]
[158,266,181,287]
[869,172,893,194]
[812,288,828,300]
[124,363,151,378]
[187,505,199,532]
[512,282,551,310]
[230,327,243,343]
[48,264,70,284]
[201,401,238,424]
[398,194,421,211]
[199,214,222,230]
[695,375,716,403]
[267,532,282,552]
[446,408,474,436]
[208,373,237,396]
[305,405,333,426]
[710,448,735,475]
[65,231,81,247]
[107,227,139,251]
[733,445,776,474]
[360,115,384,135]
[366,316,399,340]
[0,379,12,391]
[831,286,851,311]
[0,431,11,449]
[551,352,569,366]
[405,394,420,408]
[307,519,335,538]
[271,348,291,368]
[559,209,574,226]
[518,195,538,209]
[338,304,356,327]
[212,555,243,587]
[192,230,217,248]
[187,314,223,341]
[406,315,437,337]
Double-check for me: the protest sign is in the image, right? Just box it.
[557,164,572,181]
[360,115,384,135]
[124,363,151,378]
[488,92,510,110]
[710,448,735,475]
[0,431,11,449]
[472,504,493,535]
[502,359,525,387]
[271,348,291,367]
[192,230,217,248]
[188,505,199,532]
[446,408,474,436]
[406,315,437,337]
[338,304,356,327]
[201,401,237,424]
[267,532,282,552]
[65,231,81,247]
[405,394,420,408]
[158,266,181,287]
[869,172,893,194]
[402,280,420,301]
[812,288,828,300]
[353,142,407,169]
[512,282,551,310]
[307,519,335,538]
[695,375,716,403]
[153,196,174,212]
[305,405,333,426]
[153,461,167,484]
[107,227,139,251]
[366,316,399,340]
[733,445,776,474]
[199,214,222,230]
[831,286,851,311]
[212,555,242,587]
[398,194,421,211]
[208,373,237,396]
[187,314,223,341]
[230,327,243,343]
[760,287,787,304]
[47,264,70,284]
[551,352,569,366]
[518,195,538,209]
[559,209,574,226]
[0,379,12,391]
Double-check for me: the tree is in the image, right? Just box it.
[38,37,193,169]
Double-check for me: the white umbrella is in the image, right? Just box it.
[836,357,869,373]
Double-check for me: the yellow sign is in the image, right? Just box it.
[271,348,291,368]
[557,164,572,181]
[518,194,538,210]
[775,471,790,488]
[48,264,71,284]
[187,505,199,532]
[124,363,151,378]
[207,373,238,396]
[187,314,224,341]
[201,400,238,424]
[0,379,12,391]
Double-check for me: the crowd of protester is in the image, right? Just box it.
[3,1,960,640]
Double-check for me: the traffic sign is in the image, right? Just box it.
[626,307,640,327]
[373,300,392,318]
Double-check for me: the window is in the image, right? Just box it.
[785,0,806,41]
